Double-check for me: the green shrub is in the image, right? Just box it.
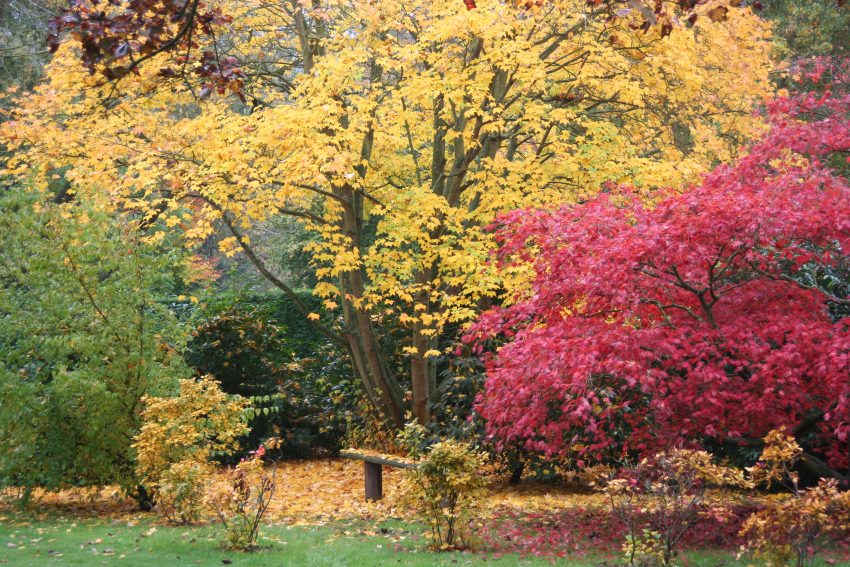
[759,0,850,57]
[399,423,486,550]
[0,186,186,500]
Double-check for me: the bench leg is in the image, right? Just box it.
[364,461,383,501]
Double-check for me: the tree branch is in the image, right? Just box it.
[202,199,347,348]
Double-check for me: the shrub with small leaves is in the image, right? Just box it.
[133,376,250,524]
[400,423,486,550]
[155,460,209,525]
[622,529,665,567]
[0,186,188,502]
[207,439,279,550]
[740,429,850,567]
[603,449,750,567]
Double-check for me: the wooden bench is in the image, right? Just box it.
[339,450,416,501]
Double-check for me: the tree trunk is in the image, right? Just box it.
[411,268,437,425]
[336,173,406,427]
[509,460,525,485]
[410,326,438,425]
[336,254,405,428]
[411,327,430,425]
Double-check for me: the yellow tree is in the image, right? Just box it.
[1,0,774,426]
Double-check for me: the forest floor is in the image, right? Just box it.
[1,459,848,566]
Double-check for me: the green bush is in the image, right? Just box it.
[759,0,850,57]
[0,186,187,500]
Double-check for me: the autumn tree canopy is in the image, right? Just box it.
[1,0,775,426]
[466,61,850,477]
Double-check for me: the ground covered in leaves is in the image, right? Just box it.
[1,460,610,525]
[1,459,848,565]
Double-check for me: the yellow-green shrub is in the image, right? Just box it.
[156,460,209,524]
[133,376,249,524]
[400,423,486,550]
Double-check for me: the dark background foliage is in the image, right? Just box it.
[184,291,359,459]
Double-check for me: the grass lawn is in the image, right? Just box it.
[3,517,538,567]
[2,515,843,567]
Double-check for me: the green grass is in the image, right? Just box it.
[0,516,846,566]
[0,517,550,566]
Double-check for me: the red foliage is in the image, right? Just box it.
[466,60,850,471]
[49,0,243,96]
[478,504,757,559]
[479,503,850,560]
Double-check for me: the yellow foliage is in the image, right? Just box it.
[622,529,666,567]
[401,436,487,550]
[739,429,850,567]
[0,0,776,376]
[155,460,209,525]
[133,377,249,524]
[740,480,850,567]
[748,427,803,487]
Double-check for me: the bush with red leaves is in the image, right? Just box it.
[466,60,850,477]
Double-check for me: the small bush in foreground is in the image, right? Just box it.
[400,423,486,550]
[741,429,850,567]
[207,440,279,550]
[133,377,249,524]
[602,449,748,567]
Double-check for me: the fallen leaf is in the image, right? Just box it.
[707,6,729,22]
